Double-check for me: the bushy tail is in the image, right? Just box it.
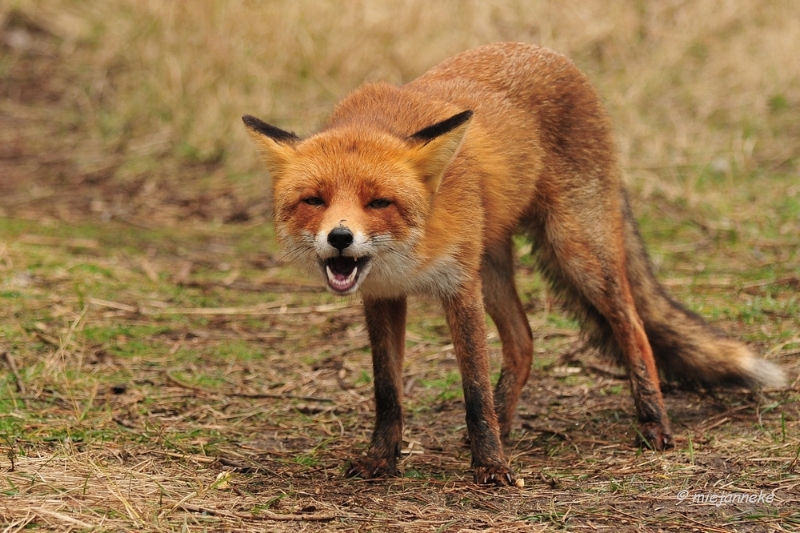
[529,191,785,390]
[619,194,785,390]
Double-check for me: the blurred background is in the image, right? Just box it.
[1,0,798,226]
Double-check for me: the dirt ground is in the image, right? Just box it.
[1,9,799,532]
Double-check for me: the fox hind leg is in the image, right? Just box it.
[529,204,674,450]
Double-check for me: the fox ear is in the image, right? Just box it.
[242,115,300,177]
[407,110,473,193]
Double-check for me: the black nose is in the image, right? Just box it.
[327,227,353,251]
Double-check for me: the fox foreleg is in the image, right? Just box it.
[346,297,407,479]
[443,282,517,486]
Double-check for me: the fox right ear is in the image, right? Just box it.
[242,115,300,177]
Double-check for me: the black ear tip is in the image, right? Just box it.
[242,114,262,129]
[242,115,300,143]
[452,110,473,129]
[447,110,474,129]
[409,109,474,143]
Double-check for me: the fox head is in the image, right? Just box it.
[243,110,472,296]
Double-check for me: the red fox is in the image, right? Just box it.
[244,42,785,486]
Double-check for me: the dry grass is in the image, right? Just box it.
[1,1,800,531]
[3,0,799,202]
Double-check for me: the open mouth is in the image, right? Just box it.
[324,256,370,293]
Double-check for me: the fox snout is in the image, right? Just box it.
[327,226,354,252]
[317,224,373,295]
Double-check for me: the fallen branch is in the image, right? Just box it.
[87,296,358,316]
[230,392,334,403]
[18,234,99,249]
[181,279,325,294]
[178,503,339,522]
[164,371,334,403]
[741,274,800,293]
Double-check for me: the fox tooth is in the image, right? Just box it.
[347,266,358,284]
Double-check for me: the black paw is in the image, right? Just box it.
[636,421,674,451]
[473,465,516,486]
[345,457,397,479]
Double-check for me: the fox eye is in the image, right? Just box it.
[302,197,324,207]
[368,199,392,209]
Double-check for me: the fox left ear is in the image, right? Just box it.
[407,110,473,193]
[242,115,300,178]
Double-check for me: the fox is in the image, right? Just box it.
[243,42,785,486]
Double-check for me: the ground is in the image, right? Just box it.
[1,5,799,532]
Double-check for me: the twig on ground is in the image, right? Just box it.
[164,371,334,402]
[178,503,339,522]
[230,392,335,403]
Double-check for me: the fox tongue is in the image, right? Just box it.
[326,257,358,291]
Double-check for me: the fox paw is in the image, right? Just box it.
[345,457,397,479]
[636,421,674,451]
[473,465,516,486]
